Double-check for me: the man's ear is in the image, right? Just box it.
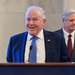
[62,18,65,22]
[43,19,46,23]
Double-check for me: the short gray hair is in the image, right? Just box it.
[25,5,46,19]
[61,9,75,20]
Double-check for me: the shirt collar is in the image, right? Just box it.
[27,29,44,41]
[62,28,75,37]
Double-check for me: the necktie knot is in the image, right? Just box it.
[68,34,72,38]
[31,36,38,40]
[31,36,38,45]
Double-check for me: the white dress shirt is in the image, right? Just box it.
[62,28,75,49]
[25,29,45,63]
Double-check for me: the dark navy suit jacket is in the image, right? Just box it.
[56,28,75,62]
[6,30,70,62]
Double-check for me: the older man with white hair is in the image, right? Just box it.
[6,6,70,63]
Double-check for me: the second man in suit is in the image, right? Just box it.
[56,9,75,61]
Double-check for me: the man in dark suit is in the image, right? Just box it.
[56,9,75,62]
[6,6,70,63]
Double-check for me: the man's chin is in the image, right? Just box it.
[29,32,36,36]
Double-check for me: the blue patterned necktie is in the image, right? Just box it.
[28,36,37,63]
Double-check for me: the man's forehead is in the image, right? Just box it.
[27,16,41,18]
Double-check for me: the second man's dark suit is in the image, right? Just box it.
[56,28,75,62]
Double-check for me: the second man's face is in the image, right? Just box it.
[63,13,75,33]
[25,9,46,36]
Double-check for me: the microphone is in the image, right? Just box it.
[30,45,32,51]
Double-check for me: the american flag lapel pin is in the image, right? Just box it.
[47,39,50,42]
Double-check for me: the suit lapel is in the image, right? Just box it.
[20,32,28,62]
[43,30,52,62]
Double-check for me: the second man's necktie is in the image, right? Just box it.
[68,34,72,58]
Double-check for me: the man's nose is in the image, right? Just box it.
[72,19,75,24]
[30,20,34,24]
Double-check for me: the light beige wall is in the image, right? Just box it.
[0,0,75,62]
[0,0,30,62]
[63,0,75,10]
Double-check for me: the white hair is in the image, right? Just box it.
[25,5,46,19]
[61,9,75,20]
